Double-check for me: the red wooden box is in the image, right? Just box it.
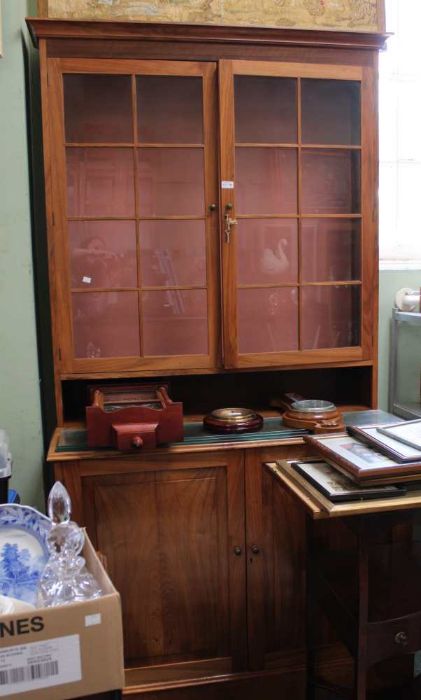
[86,384,183,450]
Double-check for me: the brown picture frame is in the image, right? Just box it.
[378,420,421,451]
[348,425,421,463]
[304,433,421,484]
[291,459,405,502]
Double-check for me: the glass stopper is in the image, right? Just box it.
[48,481,72,524]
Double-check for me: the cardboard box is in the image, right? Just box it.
[0,535,124,699]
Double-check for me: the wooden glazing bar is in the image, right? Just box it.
[65,142,205,148]
[234,143,362,150]
[301,280,362,287]
[236,283,299,289]
[297,76,303,351]
[302,143,362,150]
[67,215,206,221]
[71,285,208,292]
[136,143,205,148]
[132,73,144,357]
[235,143,299,148]
[236,213,299,219]
[300,213,362,219]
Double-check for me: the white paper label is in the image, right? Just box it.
[85,613,101,627]
[82,276,92,284]
[221,180,234,189]
[0,634,81,696]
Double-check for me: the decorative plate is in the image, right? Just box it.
[0,505,51,605]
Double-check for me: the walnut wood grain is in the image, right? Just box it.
[77,450,246,678]
[27,19,388,52]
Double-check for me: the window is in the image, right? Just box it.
[379,0,421,269]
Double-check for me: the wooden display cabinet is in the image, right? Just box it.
[28,17,386,699]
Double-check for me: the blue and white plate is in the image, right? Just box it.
[0,505,51,606]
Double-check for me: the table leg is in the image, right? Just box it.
[306,515,316,700]
[354,520,369,700]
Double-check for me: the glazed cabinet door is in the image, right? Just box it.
[44,59,219,374]
[66,451,246,689]
[219,60,376,369]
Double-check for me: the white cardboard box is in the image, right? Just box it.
[0,535,124,699]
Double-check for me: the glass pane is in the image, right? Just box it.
[235,77,297,143]
[63,74,133,143]
[137,148,204,216]
[67,148,135,217]
[142,290,208,355]
[237,219,297,285]
[301,150,360,215]
[141,220,206,286]
[236,148,297,215]
[69,220,137,288]
[301,79,361,145]
[301,219,361,282]
[137,76,203,144]
[301,285,361,349]
[237,288,298,353]
[72,292,140,358]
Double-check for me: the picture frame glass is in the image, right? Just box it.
[313,435,395,470]
[379,421,421,451]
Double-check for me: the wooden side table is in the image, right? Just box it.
[267,461,421,699]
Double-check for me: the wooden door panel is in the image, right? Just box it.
[261,463,306,656]
[79,451,246,677]
[245,445,309,671]
[90,469,229,661]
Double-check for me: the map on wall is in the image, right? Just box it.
[43,0,385,33]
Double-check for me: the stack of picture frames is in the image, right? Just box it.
[283,419,421,504]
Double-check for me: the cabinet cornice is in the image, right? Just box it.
[26,18,388,52]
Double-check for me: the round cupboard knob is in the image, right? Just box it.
[233,546,242,556]
[132,436,143,448]
[394,631,408,646]
[251,544,260,555]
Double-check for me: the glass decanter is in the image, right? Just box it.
[38,482,102,607]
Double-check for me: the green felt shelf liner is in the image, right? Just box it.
[56,417,308,453]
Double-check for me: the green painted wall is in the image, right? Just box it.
[0,0,44,509]
[0,1,419,509]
